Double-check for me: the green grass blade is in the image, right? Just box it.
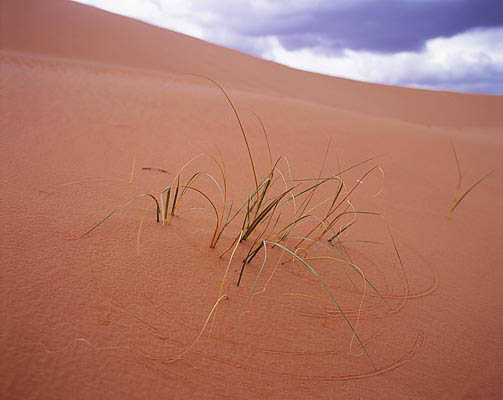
[328,220,356,242]
[160,185,171,224]
[170,176,180,217]
[163,188,171,224]
[276,214,312,241]
[325,211,380,241]
[242,189,292,241]
[172,172,201,216]
[450,138,462,191]
[237,241,265,287]
[224,178,271,231]
[80,193,160,239]
[255,176,272,217]
[448,169,495,219]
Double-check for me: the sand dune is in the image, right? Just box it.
[3,0,503,127]
[1,0,502,399]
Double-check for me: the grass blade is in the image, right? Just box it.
[246,240,268,304]
[242,189,292,241]
[80,193,160,239]
[268,241,375,368]
[189,74,259,190]
[180,186,220,248]
[448,170,495,219]
[450,138,462,191]
[172,172,201,216]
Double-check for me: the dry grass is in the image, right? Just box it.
[81,76,398,369]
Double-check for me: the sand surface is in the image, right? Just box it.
[1,1,502,399]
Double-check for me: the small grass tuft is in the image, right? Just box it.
[448,139,495,219]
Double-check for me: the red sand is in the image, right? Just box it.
[1,1,502,399]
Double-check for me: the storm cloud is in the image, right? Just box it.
[73,0,503,94]
[226,0,503,54]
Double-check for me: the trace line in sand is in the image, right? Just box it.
[136,330,426,381]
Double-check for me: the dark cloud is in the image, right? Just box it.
[223,0,503,54]
[72,0,503,94]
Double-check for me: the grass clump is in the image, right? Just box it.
[82,76,396,368]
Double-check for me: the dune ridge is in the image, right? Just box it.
[2,0,503,127]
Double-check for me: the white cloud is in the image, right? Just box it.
[72,0,365,37]
[261,27,503,93]
[73,0,206,39]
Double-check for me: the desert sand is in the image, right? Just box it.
[1,1,502,399]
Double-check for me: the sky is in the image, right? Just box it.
[72,0,503,94]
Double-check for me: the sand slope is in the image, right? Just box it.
[2,0,503,127]
[1,1,502,399]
